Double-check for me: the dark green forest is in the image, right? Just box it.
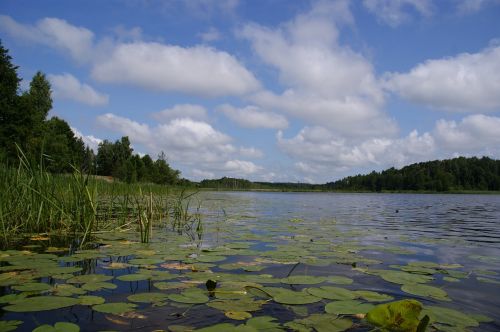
[0,41,182,185]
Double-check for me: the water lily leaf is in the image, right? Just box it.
[4,296,79,312]
[401,284,450,301]
[0,293,27,304]
[168,325,196,332]
[422,306,479,328]
[78,295,105,306]
[286,314,352,332]
[196,323,256,332]
[225,311,252,320]
[116,274,150,282]
[354,290,394,302]
[272,289,321,305]
[53,284,86,296]
[67,274,113,284]
[81,282,117,291]
[92,302,137,314]
[281,275,325,285]
[102,262,131,270]
[476,276,500,284]
[307,286,356,300]
[443,276,460,282]
[32,322,80,332]
[325,300,374,315]
[0,320,23,332]
[376,270,434,285]
[168,288,209,304]
[325,276,353,285]
[153,281,193,291]
[12,282,51,292]
[127,292,168,303]
[196,255,226,263]
[366,299,423,332]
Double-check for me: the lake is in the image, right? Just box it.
[1,192,499,331]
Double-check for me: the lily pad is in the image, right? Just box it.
[128,258,164,265]
[32,322,80,332]
[127,292,168,303]
[401,284,450,301]
[12,282,51,292]
[325,300,374,315]
[307,286,356,300]
[67,274,113,284]
[168,288,209,304]
[92,302,137,314]
[0,320,23,332]
[281,275,325,285]
[116,274,150,282]
[78,295,105,306]
[285,314,352,332]
[4,296,79,312]
[354,290,394,302]
[208,298,267,312]
[225,311,252,320]
[422,306,479,328]
[377,270,434,285]
[366,299,423,331]
[326,276,353,285]
[246,316,282,330]
[81,282,117,291]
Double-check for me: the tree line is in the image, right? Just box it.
[0,40,182,185]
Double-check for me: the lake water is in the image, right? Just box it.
[1,192,499,331]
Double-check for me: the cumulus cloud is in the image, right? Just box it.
[363,0,433,26]
[1,15,259,98]
[0,15,94,63]
[217,104,288,129]
[91,42,260,97]
[278,126,435,172]
[456,0,500,14]
[71,127,102,152]
[241,1,397,138]
[239,147,264,158]
[48,73,109,106]
[198,27,221,42]
[96,113,263,177]
[152,104,208,122]
[434,114,500,153]
[385,45,500,112]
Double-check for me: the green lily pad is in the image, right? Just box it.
[52,284,86,296]
[168,288,209,304]
[128,258,164,265]
[92,302,137,314]
[325,276,353,285]
[272,289,321,305]
[78,295,105,306]
[153,281,193,291]
[281,275,325,285]
[196,255,226,263]
[476,276,500,284]
[401,284,450,301]
[377,270,434,285]
[32,322,80,332]
[306,286,356,300]
[195,323,256,332]
[354,290,394,302]
[4,296,79,312]
[0,293,27,304]
[422,306,479,328]
[225,311,252,320]
[325,300,374,315]
[81,282,117,291]
[0,320,23,332]
[246,316,282,330]
[12,282,51,292]
[285,314,352,332]
[366,299,423,331]
[116,274,150,282]
[127,292,168,303]
[208,298,267,312]
[67,274,113,284]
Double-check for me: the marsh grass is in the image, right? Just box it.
[0,151,202,248]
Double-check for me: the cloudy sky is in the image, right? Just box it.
[1,0,500,183]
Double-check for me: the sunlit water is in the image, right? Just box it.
[1,192,499,331]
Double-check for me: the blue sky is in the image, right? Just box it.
[1,0,500,183]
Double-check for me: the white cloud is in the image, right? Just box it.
[0,15,94,63]
[278,126,435,172]
[71,127,102,152]
[223,160,262,175]
[239,147,264,158]
[191,169,215,180]
[241,2,397,138]
[217,104,288,129]
[363,0,433,26]
[385,45,500,112]
[434,114,500,153]
[152,104,208,122]
[198,27,221,42]
[48,73,109,106]
[91,42,260,97]
[456,0,500,14]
